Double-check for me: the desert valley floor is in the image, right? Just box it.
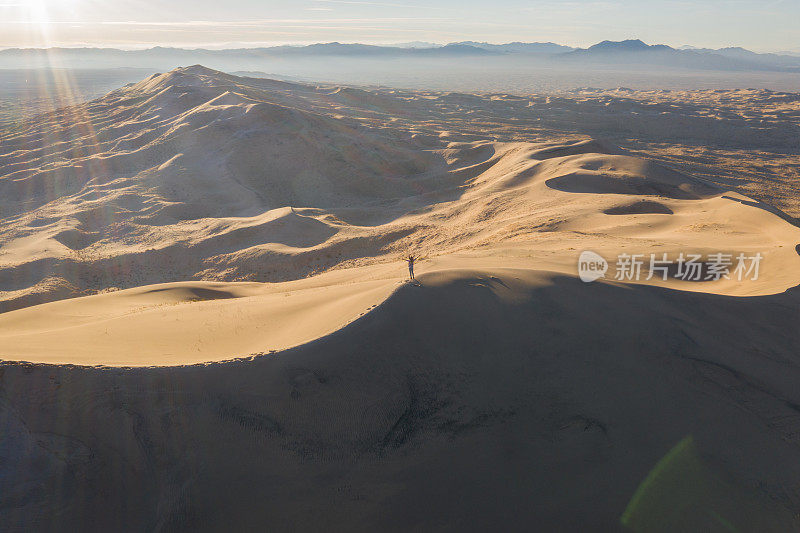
[0,66,799,531]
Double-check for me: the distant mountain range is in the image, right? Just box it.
[451,41,576,54]
[1,40,799,72]
[563,39,800,71]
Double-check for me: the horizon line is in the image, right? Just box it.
[0,40,796,55]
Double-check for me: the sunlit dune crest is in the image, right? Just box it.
[1,66,799,365]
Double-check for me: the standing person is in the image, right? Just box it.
[407,255,416,281]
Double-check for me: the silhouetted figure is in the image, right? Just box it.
[407,255,416,281]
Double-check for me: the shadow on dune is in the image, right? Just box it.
[545,171,719,200]
[529,139,622,160]
[603,200,674,215]
[722,195,800,230]
[1,270,799,531]
[141,286,238,301]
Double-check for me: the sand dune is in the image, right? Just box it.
[2,67,800,531]
[2,268,800,530]
[0,268,400,366]
[2,126,799,363]
[1,66,798,317]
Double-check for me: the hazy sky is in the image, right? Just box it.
[1,0,797,52]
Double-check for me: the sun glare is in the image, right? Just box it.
[15,0,50,26]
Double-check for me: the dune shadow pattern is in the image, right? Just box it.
[1,271,799,531]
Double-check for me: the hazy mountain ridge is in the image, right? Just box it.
[1,40,799,72]
[564,39,800,71]
[452,41,576,54]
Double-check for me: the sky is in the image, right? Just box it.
[1,0,798,52]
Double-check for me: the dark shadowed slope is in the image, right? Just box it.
[1,269,799,531]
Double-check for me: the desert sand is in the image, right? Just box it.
[1,66,800,531]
